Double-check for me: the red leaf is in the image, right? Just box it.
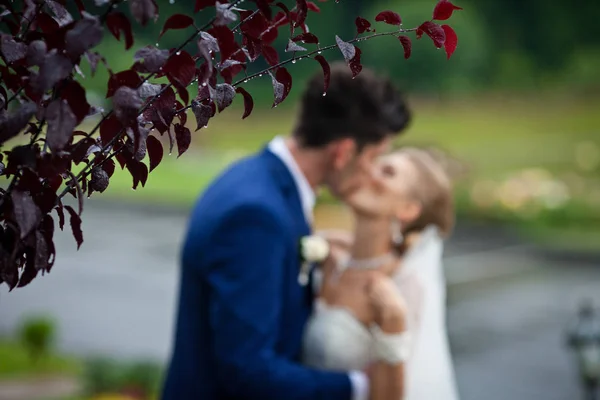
[113,86,143,125]
[55,205,65,231]
[129,0,158,26]
[416,21,446,48]
[126,160,148,189]
[191,100,213,130]
[235,87,254,119]
[160,14,194,38]
[64,205,83,249]
[355,17,372,34]
[243,34,263,62]
[99,114,124,146]
[45,99,77,153]
[11,190,42,239]
[174,123,191,157]
[252,0,272,20]
[163,50,196,87]
[262,45,279,66]
[106,12,134,50]
[143,86,176,134]
[374,10,401,26]
[441,25,458,59]
[215,2,238,26]
[146,135,163,172]
[349,47,362,78]
[106,69,143,98]
[274,3,293,36]
[0,102,37,145]
[295,0,308,28]
[103,159,116,178]
[433,0,463,21]
[64,13,103,58]
[292,33,319,44]
[207,25,237,61]
[398,35,412,59]
[307,2,320,12]
[271,67,292,108]
[314,55,330,94]
[0,35,27,63]
[215,83,236,112]
[89,167,109,193]
[133,46,169,73]
[60,80,90,123]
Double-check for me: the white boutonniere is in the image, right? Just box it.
[297,235,330,286]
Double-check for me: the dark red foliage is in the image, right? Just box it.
[416,21,446,48]
[0,0,461,290]
[433,0,462,21]
[374,10,402,26]
[106,12,134,50]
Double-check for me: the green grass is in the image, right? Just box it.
[0,339,82,380]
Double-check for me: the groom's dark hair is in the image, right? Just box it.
[293,62,411,150]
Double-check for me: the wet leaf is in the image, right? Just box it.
[64,205,83,249]
[113,86,143,125]
[355,17,372,34]
[348,46,362,78]
[207,25,237,60]
[195,0,223,13]
[65,13,103,57]
[89,167,109,193]
[174,123,191,157]
[335,35,355,62]
[85,51,104,76]
[99,114,124,146]
[285,39,306,53]
[191,99,213,130]
[307,2,320,12]
[106,11,134,50]
[416,21,446,48]
[214,83,236,112]
[133,46,169,74]
[270,67,292,108]
[292,32,319,44]
[398,35,412,59]
[433,0,463,21]
[32,50,73,93]
[126,160,148,189]
[138,82,162,99]
[441,24,458,59]
[46,0,73,26]
[146,135,163,172]
[262,45,279,66]
[130,0,159,26]
[60,80,90,123]
[0,34,27,63]
[235,87,253,119]
[143,85,176,134]
[314,54,330,94]
[26,40,47,66]
[374,10,401,26]
[12,190,42,239]
[55,205,65,231]
[295,0,308,28]
[163,50,196,87]
[0,102,37,145]
[160,14,194,38]
[215,1,237,26]
[106,69,143,98]
[45,100,77,153]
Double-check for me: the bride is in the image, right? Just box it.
[303,147,459,400]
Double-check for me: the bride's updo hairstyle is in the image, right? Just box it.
[398,147,455,238]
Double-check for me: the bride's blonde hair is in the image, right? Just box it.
[397,147,455,238]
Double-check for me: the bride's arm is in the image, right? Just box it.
[368,276,410,400]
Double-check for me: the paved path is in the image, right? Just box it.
[0,202,598,400]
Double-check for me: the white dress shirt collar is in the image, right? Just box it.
[268,136,315,223]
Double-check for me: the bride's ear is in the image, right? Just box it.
[396,200,421,225]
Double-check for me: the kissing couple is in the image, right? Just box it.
[162,62,459,400]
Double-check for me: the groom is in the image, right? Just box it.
[162,63,411,400]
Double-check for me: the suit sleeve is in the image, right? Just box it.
[204,204,352,400]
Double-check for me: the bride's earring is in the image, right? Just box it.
[391,219,404,246]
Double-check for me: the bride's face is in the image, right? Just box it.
[345,153,422,222]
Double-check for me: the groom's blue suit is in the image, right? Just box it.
[162,147,352,400]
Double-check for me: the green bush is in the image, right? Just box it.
[18,315,56,362]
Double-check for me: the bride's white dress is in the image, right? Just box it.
[303,226,459,399]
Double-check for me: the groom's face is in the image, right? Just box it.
[326,137,392,200]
